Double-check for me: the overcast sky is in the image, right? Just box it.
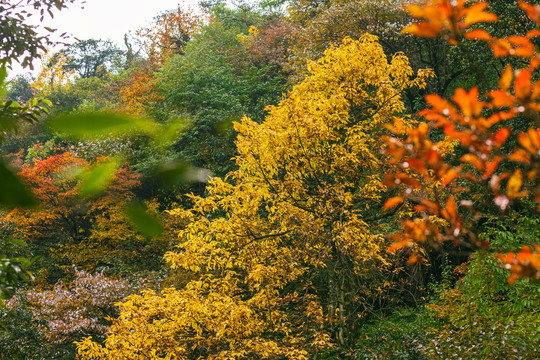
[45,0,199,45]
[11,0,200,77]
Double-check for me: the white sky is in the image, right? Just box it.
[45,0,199,45]
[11,0,200,77]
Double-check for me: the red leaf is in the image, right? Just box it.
[495,128,510,145]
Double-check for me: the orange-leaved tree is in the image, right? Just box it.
[117,7,204,116]
[1,151,165,280]
[383,0,540,282]
[77,34,432,358]
[136,6,203,64]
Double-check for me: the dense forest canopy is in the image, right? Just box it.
[1,0,540,359]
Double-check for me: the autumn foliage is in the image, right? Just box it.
[76,33,432,359]
[4,1,540,359]
[117,61,163,115]
[136,7,203,64]
[383,0,540,282]
[0,152,166,278]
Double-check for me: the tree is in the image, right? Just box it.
[136,6,202,64]
[117,60,162,116]
[0,0,78,69]
[77,34,431,359]
[381,0,540,281]
[63,39,122,79]
[238,20,296,73]
[31,50,76,94]
[116,7,203,117]
[156,15,287,178]
[0,152,167,281]
[285,0,414,81]
[6,74,34,103]
[284,0,508,101]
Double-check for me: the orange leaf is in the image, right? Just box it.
[393,117,404,133]
[407,158,426,172]
[528,128,540,149]
[461,154,483,170]
[463,2,498,26]
[383,197,404,211]
[421,199,439,213]
[446,196,457,219]
[519,1,540,25]
[490,38,512,57]
[404,3,426,18]
[497,252,515,264]
[453,87,483,117]
[508,272,520,284]
[530,253,540,269]
[526,29,540,38]
[495,127,510,145]
[402,23,441,38]
[508,35,533,47]
[387,240,412,253]
[514,69,532,100]
[527,168,538,181]
[441,168,460,187]
[499,65,513,91]
[531,55,540,71]
[464,29,492,40]
[485,157,502,178]
[407,255,424,265]
[514,47,534,57]
[516,246,532,263]
[489,90,515,107]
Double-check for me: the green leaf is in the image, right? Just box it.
[49,111,156,139]
[152,117,188,149]
[154,160,191,184]
[154,160,212,184]
[125,202,163,238]
[0,65,7,88]
[78,158,119,197]
[0,159,36,208]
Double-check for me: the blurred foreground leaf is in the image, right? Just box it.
[152,117,189,150]
[0,160,36,208]
[125,202,163,238]
[49,111,156,139]
[155,160,212,185]
[78,158,120,198]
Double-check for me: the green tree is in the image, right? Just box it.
[6,74,34,103]
[63,39,122,79]
[157,17,286,177]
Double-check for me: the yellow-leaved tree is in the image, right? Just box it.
[31,51,76,95]
[77,34,431,359]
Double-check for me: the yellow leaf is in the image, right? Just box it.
[507,169,527,198]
